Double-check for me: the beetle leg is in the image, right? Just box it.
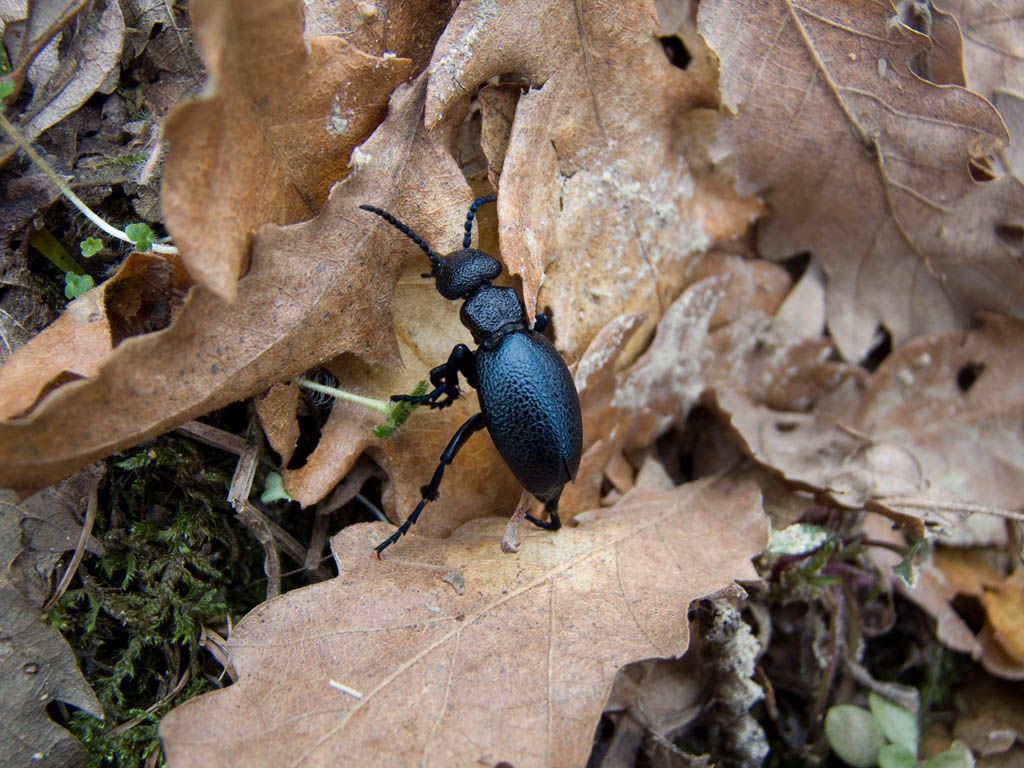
[391,344,476,409]
[533,312,548,333]
[375,412,486,557]
[526,491,563,531]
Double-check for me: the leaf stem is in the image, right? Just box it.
[294,377,391,415]
[0,110,178,255]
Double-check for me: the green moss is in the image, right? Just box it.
[46,436,266,767]
[94,152,148,168]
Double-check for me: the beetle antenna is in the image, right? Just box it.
[462,194,497,249]
[360,205,441,267]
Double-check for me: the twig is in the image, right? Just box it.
[42,480,99,612]
[236,502,281,599]
[176,420,249,455]
[226,442,260,511]
[237,501,332,582]
[109,668,192,735]
[876,495,1024,522]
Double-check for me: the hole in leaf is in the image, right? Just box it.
[585,712,617,766]
[950,594,985,634]
[995,224,1024,250]
[861,325,892,373]
[659,34,691,70]
[454,104,486,179]
[956,361,984,392]
[780,251,811,282]
[969,157,997,182]
[774,421,798,433]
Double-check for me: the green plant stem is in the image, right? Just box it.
[0,110,178,256]
[295,377,391,415]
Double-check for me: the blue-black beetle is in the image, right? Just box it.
[359,195,583,555]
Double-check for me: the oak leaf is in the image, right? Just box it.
[425,0,761,355]
[938,0,1024,98]
[0,75,459,495]
[0,471,104,768]
[0,253,189,420]
[160,0,414,298]
[712,313,1024,536]
[159,479,768,767]
[699,0,1024,361]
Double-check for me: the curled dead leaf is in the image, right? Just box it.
[161,0,416,297]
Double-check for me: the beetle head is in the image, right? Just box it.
[432,249,503,299]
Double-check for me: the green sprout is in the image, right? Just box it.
[260,471,293,503]
[826,692,974,768]
[295,377,428,439]
[893,536,926,588]
[65,272,95,299]
[124,222,155,253]
[81,237,103,258]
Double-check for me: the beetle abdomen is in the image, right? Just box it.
[475,331,582,501]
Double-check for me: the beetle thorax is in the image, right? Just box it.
[460,286,525,345]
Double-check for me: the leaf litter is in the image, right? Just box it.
[0,0,1022,765]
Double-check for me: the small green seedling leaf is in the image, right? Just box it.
[373,380,429,439]
[768,523,831,555]
[65,272,95,299]
[825,705,887,768]
[894,536,924,588]
[921,741,975,768]
[124,222,155,252]
[879,743,917,768]
[260,472,293,504]
[81,237,103,258]
[0,79,13,101]
[869,693,918,756]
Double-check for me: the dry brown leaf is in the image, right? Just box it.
[929,548,1024,664]
[558,253,848,522]
[0,0,771,517]
[0,75,462,495]
[301,0,454,76]
[917,2,967,87]
[161,0,415,298]
[160,479,769,767]
[253,382,300,467]
[952,674,1024,759]
[0,252,188,419]
[0,0,124,159]
[993,89,1024,179]
[478,83,520,186]
[856,313,1024,513]
[979,575,1024,663]
[862,514,1024,678]
[0,471,103,768]
[424,0,761,356]
[711,312,1024,536]
[938,0,1024,98]
[699,0,1023,362]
